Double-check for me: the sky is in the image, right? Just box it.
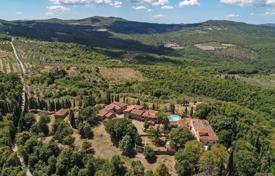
[1,0,275,24]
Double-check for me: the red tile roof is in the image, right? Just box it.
[54,108,69,118]
[191,119,218,143]
[130,109,145,116]
[177,119,185,128]
[113,101,127,108]
[105,111,115,118]
[97,108,115,118]
[105,101,127,111]
[105,103,117,111]
[124,105,143,113]
[143,110,158,119]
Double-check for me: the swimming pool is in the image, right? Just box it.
[170,114,181,121]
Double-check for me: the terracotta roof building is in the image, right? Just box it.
[190,119,218,145]
[124,105,144,119]
[129,109,145,121]
[105,101,127,114]
[54,108,69,119]
[97,108,115,120]
[142,110,158,121]
[97,101,127,120]
[124,105,143,113]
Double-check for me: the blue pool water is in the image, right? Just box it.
[170,115,181,121]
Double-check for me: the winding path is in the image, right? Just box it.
[10,40,32,176]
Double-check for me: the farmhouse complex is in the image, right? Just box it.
[98,101,218,146]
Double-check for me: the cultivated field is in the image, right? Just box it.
[0,42,21,73]
[0,49,11,58]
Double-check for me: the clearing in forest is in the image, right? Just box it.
[195,42,234,51]
[40,65,53,73]
[91,123,121,159]
[99,67,145,85]
[164,43,184,50]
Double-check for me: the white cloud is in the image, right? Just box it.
[46,5,69,16]
[261,8,275,15]
[266,0,275,5]
[151,13,166,19]
[133,5,147,9]
[133,5,153,11]
[220,0,275,6]
[16,11,23,16]
[144,0,168,6]
[179,0,199,7]
[111,1,122,8]
[161,5,174,9]
[50,0,113,5]
[130,0,168,6]
[225,13,241,18]
[47,5,69,12]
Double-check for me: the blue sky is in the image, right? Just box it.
[1,0,275,24]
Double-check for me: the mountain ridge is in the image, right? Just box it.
[0,16,262,27]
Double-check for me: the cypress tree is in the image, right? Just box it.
[55,100,61,111]
[170,103,175,114]
[227,149,235,176]
[137,99,140,105]
[69,109,76,128]
[185,107,188,115]
[190,106,194,117]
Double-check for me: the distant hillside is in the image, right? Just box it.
[1,17,275,72]
[263,23,275,28]
[0,17,174,54]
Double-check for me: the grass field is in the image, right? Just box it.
[91,123,121,159]
[99,67,145,85]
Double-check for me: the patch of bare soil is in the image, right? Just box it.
[96,28,108,32]
[40,65,53,73]
[72,129,84,148]
[195,42,234,51]
[91,124,121,159]
[99,67,145,85]
[164,43,184,50]
[193,30,208,34]
[67,66,79,75]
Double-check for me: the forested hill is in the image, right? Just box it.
[263,24,275,28]
[1,17,275,72]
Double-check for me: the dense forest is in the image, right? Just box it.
[0,73,24,176]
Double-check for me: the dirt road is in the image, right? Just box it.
[11,40,32,176]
